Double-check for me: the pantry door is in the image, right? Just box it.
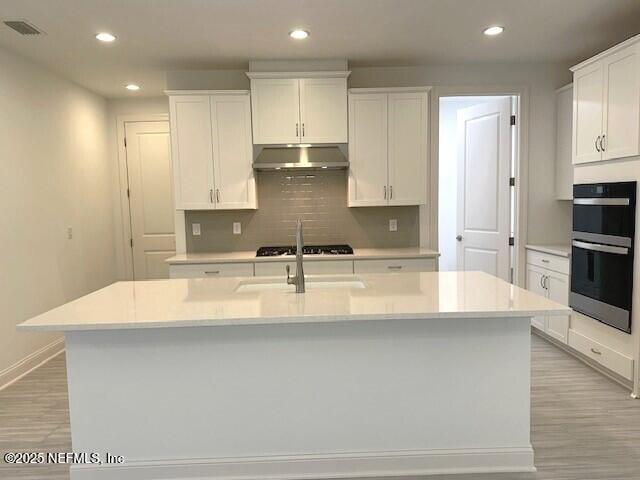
[125,121,175,279]
[456,98,512,281]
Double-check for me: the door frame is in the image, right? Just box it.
[115,114,170,280]
[426,85,529,287]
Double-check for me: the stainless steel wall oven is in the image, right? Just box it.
[571,182,636,333]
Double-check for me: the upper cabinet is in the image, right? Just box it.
[572,38,640,164]
[247,72,349,145]
[348,88,429,207]
[168,91,256,210]
[555,84,573,200]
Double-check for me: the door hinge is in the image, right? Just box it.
[509,236,515,246]
[124,137,127,147]
[126,188,130,198]
[509,177,515,187]
[510,115,516,126]
[130,238,133,248]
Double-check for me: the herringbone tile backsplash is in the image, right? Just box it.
[186,170,419,252]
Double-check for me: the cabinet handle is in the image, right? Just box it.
[540,275,545,289]
[296,123,299,137]
[387,265,403,270]
[595,136,601,152]
[216,189,220,203]
[544,276,549,290]
[302,123,305,137]
[384,186,387,199]
[390,185,393,199]
[590,347,602,355]
[600,135,606,152]
[541,259,549,263]
[204,271,220,275]
[209,189,214,203]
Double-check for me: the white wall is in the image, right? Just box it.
[0,45,116,383]
[349,63,574,250]
[106,97,169,279]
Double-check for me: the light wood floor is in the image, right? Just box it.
[1,334,639,480]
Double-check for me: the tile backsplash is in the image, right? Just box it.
[186,170,419,252]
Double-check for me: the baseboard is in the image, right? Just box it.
[0,338,65,392]
[70,447,535,480]
[532,328,633,391]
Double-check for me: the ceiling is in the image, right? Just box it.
[0,0,639,98]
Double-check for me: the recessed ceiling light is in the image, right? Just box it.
[289,29,309,40]
[483,26,504,36]
[125,84,140,91]
[95,32,116,42]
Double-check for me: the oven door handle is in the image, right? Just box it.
[573,198,630,206]
[572,240,629,255]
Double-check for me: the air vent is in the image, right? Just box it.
[4,20,43,35]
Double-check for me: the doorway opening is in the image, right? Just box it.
[437,95,518,282]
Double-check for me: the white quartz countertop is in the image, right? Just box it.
[18,271,569,332]
[525,244,571,258]
[165,247,440,264]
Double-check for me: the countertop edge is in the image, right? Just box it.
[17,308,571,332]
[525,244,571,258]
[166,250,440,265]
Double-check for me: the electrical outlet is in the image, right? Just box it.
[67,226,73,240]
[233,222,241,235]
[389,219,398,232]
[192,223,201,236]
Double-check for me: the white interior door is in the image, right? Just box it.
[456,98,511,280]
[125,121,176,280]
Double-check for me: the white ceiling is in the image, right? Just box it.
[0,0,639,98]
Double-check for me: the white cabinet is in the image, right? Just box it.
[254,260,353,277]
[555,84,573,200]
[571,40,640,164]
[525,249,570,343]
[248,73,349,145]
[169,262,254,279]
[168,91,256,210]
[348,88,429,207]
[353,258,436,273]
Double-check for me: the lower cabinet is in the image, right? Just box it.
[567,329,634,381]
[255,260,354,277]
[169,263,254,279]
[525,250,570,343]
[353,258,436,273]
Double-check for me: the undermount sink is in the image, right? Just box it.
[235,275,367,293]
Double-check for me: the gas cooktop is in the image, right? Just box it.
[256,245,354,257]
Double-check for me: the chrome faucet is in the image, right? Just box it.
[286,219,306,293]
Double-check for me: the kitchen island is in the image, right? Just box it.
[18,271,569,480]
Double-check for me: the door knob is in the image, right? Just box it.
[456,235,463,242]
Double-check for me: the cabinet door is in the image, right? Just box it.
[299,78,348,143]
[602,45,640,160]
[387,92,428,205]
[348,93,388,206]
[545,271,570,344]
[526,264,547,331]
[250,79,300,144]
[210,94,256,209]
[572,62,604,164]
[169,95,215,209]
[555,85,574,200]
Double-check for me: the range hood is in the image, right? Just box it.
[253,145,348,170]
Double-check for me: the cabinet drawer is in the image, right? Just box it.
[169,263,254,279]
[353,258,436,274]
[255,260,354,277]
[526,250,570,275]
[568,329,634,381]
